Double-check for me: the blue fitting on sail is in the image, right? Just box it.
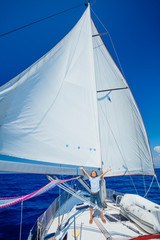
[97,91,112,102]
[122,165,128,175]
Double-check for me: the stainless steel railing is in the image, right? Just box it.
[28,189,73,240]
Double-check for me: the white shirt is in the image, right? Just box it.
[89,176,101,193]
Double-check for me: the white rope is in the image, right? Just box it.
[144,175,155,198]
[60,183,90,205]
[141,160,147,194]
[19,201,23,240]
[91,0,97,6]
[155,174,160,190]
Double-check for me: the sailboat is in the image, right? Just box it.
[0,2,160,240]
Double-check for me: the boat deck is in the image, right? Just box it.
[43,194,151,240]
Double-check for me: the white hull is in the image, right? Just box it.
[28,190,160,240]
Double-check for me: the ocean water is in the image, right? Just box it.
[0,169,160,240]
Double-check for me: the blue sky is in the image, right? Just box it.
[0,0,160,168]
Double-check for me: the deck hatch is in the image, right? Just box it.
[104,213,129,222]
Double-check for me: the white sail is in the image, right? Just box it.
[0,7,102,173]
[91,21,154,176]
[0,6,154,176]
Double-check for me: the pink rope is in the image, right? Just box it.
[0,177,77,209]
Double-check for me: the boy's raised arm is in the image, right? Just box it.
[100,168,112,178]
[79,167,90,179]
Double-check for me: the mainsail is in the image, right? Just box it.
[0,6,154,176]
[0,7,101,174]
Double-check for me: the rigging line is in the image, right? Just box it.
[81,177,91,189]
[58,186,61,229]
[99,104,138,194]
[19,201,23,240]
[47,176,90,205]
[144,175,155,198]
[59,177,77,228]
[155,174,160,190]
[91,8,125,78]
[143,174,147,195]
[91,0,97,6]
[0,3,84,38]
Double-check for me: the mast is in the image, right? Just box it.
[86,2,107,204]
[101,169,107,206]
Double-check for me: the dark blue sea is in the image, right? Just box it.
[0,169,160,240]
